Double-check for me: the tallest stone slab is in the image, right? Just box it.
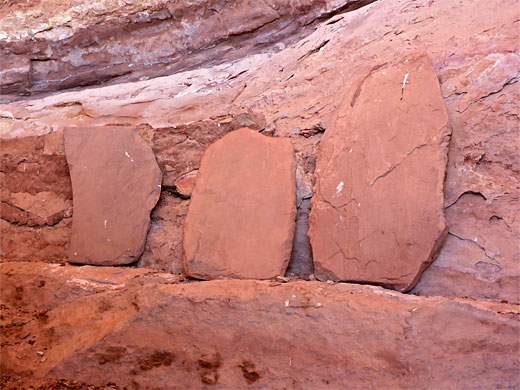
[309,54,451,292]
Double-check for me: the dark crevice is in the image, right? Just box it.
[448,232,497,262]
[326,17,343,25]
[162,186,191,200]
[304,0,377,27]
[445,190,487,209]
[285,199,314,279]
[297,39,330,61]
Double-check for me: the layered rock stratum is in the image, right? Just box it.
[1,262,519,389]
[1,0,519,388]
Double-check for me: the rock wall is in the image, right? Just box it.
[0,133,72,263]
[2,0,518,301]
[1,0,519,387]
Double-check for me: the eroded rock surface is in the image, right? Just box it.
[309,54,450,291]
[65,126,161,265]
[1,0,518,300]
[0,0,374,98]
[137,192,188,276]
[0,133,72,263]
[2,1,519,388]
[1,262,518,390]
[184,128,296,279]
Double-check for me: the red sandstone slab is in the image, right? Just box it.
[1,263,518,389]
[64,126,161,265]
[309,54,451,291]
[183,128,296,279]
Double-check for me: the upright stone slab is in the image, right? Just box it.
[65,126,161,265]
[309,54,450,292]
[183,128,296,279]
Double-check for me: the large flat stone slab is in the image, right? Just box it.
[309,54,451,292]
[64,126,161,265]
[1,262,518,390]
[183,128,296,279]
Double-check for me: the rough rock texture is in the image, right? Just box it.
[411,50,520,301]
[65,126,161,265]
[0,262,158,310]
[287,199,314,278]
[3,1,519,388]
[0,133,72,262]
[412,191,520,301]
[1,262,519,389]
[309,54,450,292]
[1,374,123,390]
[0,0,374,98]
[184,128,296,279]
[172,170,198,198]
[136,192,188,276]
[1,0,518,300]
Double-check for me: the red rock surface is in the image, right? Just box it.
[136,192,187,276]
[0,0,374,97]
[1,262,518,389]
[2,1,519,388]
[172,170,198,198]
[183,128,296,279]
[1,374,122,390]
[309,54,450,292]
[65,126,161,265]
[0,133,72,263]
[0,0,518,298]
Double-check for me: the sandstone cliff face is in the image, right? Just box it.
[2,0,518,301]
[1,0,519,388]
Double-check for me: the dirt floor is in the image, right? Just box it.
[1,373,122,390]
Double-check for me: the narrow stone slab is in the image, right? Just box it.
[64,126,161,265]
[309,54,451,291]
[183,128,296,279]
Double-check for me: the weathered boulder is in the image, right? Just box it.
[184,128,296,279]
[64,126,161,265]
[309,54,450,291]
[1,262,518,390]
